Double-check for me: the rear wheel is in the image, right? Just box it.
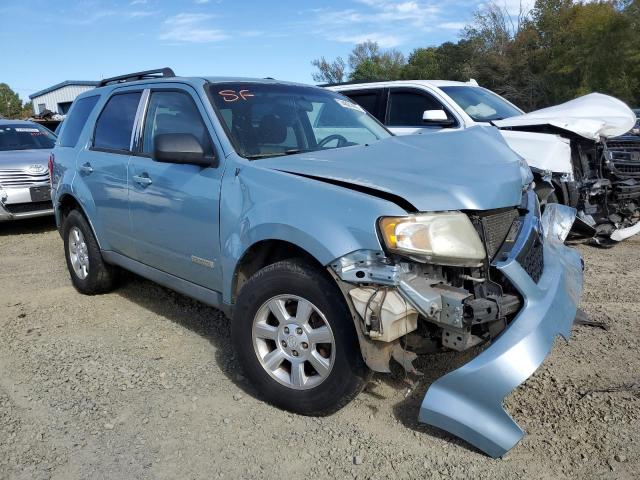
[232,259,369,416]
[62,209,118,294]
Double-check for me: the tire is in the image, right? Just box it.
[62,209,118,295]
[540,190,559,213]
[545,191,559,204]
[232,259,369,416]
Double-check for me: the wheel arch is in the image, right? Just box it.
[57,193,103,250]
[230,239,326,304]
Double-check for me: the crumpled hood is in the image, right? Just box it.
[494,93,636,141]
[0,149,51,171]
[257,126,523,212]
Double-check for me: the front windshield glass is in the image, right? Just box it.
[208,83,391,159]
[440,86,523,122]
[0,123,56,151]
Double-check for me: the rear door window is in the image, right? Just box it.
[343,90,383,121]
[387,89,456,127]
[58,95,100,147]
[93,92,142,152]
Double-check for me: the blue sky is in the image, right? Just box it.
[1,0,527,102]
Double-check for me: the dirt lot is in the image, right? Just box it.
[0,217,638,480]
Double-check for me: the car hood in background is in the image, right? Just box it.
[258,126,523,212]
[0,149,51,171]
[494,93,636,141]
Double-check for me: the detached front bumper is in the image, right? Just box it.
[419,204,583,458]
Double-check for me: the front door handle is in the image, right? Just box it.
[79,163,93,174]
[132,174,153,187]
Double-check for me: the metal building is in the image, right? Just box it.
[29,81,99,115]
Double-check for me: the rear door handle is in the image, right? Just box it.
[132,174,152,187]
[79,163,93,174]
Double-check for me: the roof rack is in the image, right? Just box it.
[98,68,176,87]
[319,79,388,87]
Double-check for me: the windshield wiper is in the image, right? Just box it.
[245,153,283,160]
[284,148,313,155]
[245,149,313,160]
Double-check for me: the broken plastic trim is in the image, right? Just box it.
[610,221,640,242]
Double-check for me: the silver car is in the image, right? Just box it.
[0,120,56,221]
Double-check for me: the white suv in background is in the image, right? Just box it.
[329,80,639,244]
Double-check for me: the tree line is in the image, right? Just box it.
[311,0,640,111]
[0,83,33,119]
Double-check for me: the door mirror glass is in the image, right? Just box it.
[153,133,212,166]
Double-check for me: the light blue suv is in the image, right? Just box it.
[51,68,583,457]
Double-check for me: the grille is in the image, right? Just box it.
[0,168,49,187]
[517,230,544,283]
[606,140,640,179]
[3,201,53,214]
[615,182,640,200]
[477,208,520,260]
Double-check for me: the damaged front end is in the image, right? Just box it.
[596,137,640,242]
[553,135,640,246]
[495,93,640,245]
[330,190,583,457]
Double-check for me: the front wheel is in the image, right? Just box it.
[232,260,369,416]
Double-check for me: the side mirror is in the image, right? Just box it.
[153,133,216,167]
[422,109,455,126]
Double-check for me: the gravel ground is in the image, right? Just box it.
[1,217,638,480]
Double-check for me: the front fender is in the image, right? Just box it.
[219,159,407,304]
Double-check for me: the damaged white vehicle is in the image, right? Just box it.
[329,81,639,245]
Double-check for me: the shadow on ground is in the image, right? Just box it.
[0,216,56,236]
[114,271,485,455]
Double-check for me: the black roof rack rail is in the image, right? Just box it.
[319,79,386,87]
[98,68,176,87]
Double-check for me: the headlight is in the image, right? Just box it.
[519,157,534,187]
[378,212,486,267]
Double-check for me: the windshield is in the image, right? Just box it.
[0,123,56,151]
[440,86,523,122]
[208,83,391,159]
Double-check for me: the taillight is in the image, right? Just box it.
[48,154,54,188]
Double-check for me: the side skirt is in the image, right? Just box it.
[101,250,231,317]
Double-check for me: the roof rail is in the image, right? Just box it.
[319,79,388,87]
[98,68,176,87]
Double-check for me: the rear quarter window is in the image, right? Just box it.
[58,95,100,147]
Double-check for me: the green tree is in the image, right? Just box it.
[311,41,406,83]
[21,101,34,118]
[348,41,405,81]
[0,83,24,119]
[536,0,639,105]
[401,41,476,81]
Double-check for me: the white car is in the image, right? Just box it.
[329,80,639,244]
